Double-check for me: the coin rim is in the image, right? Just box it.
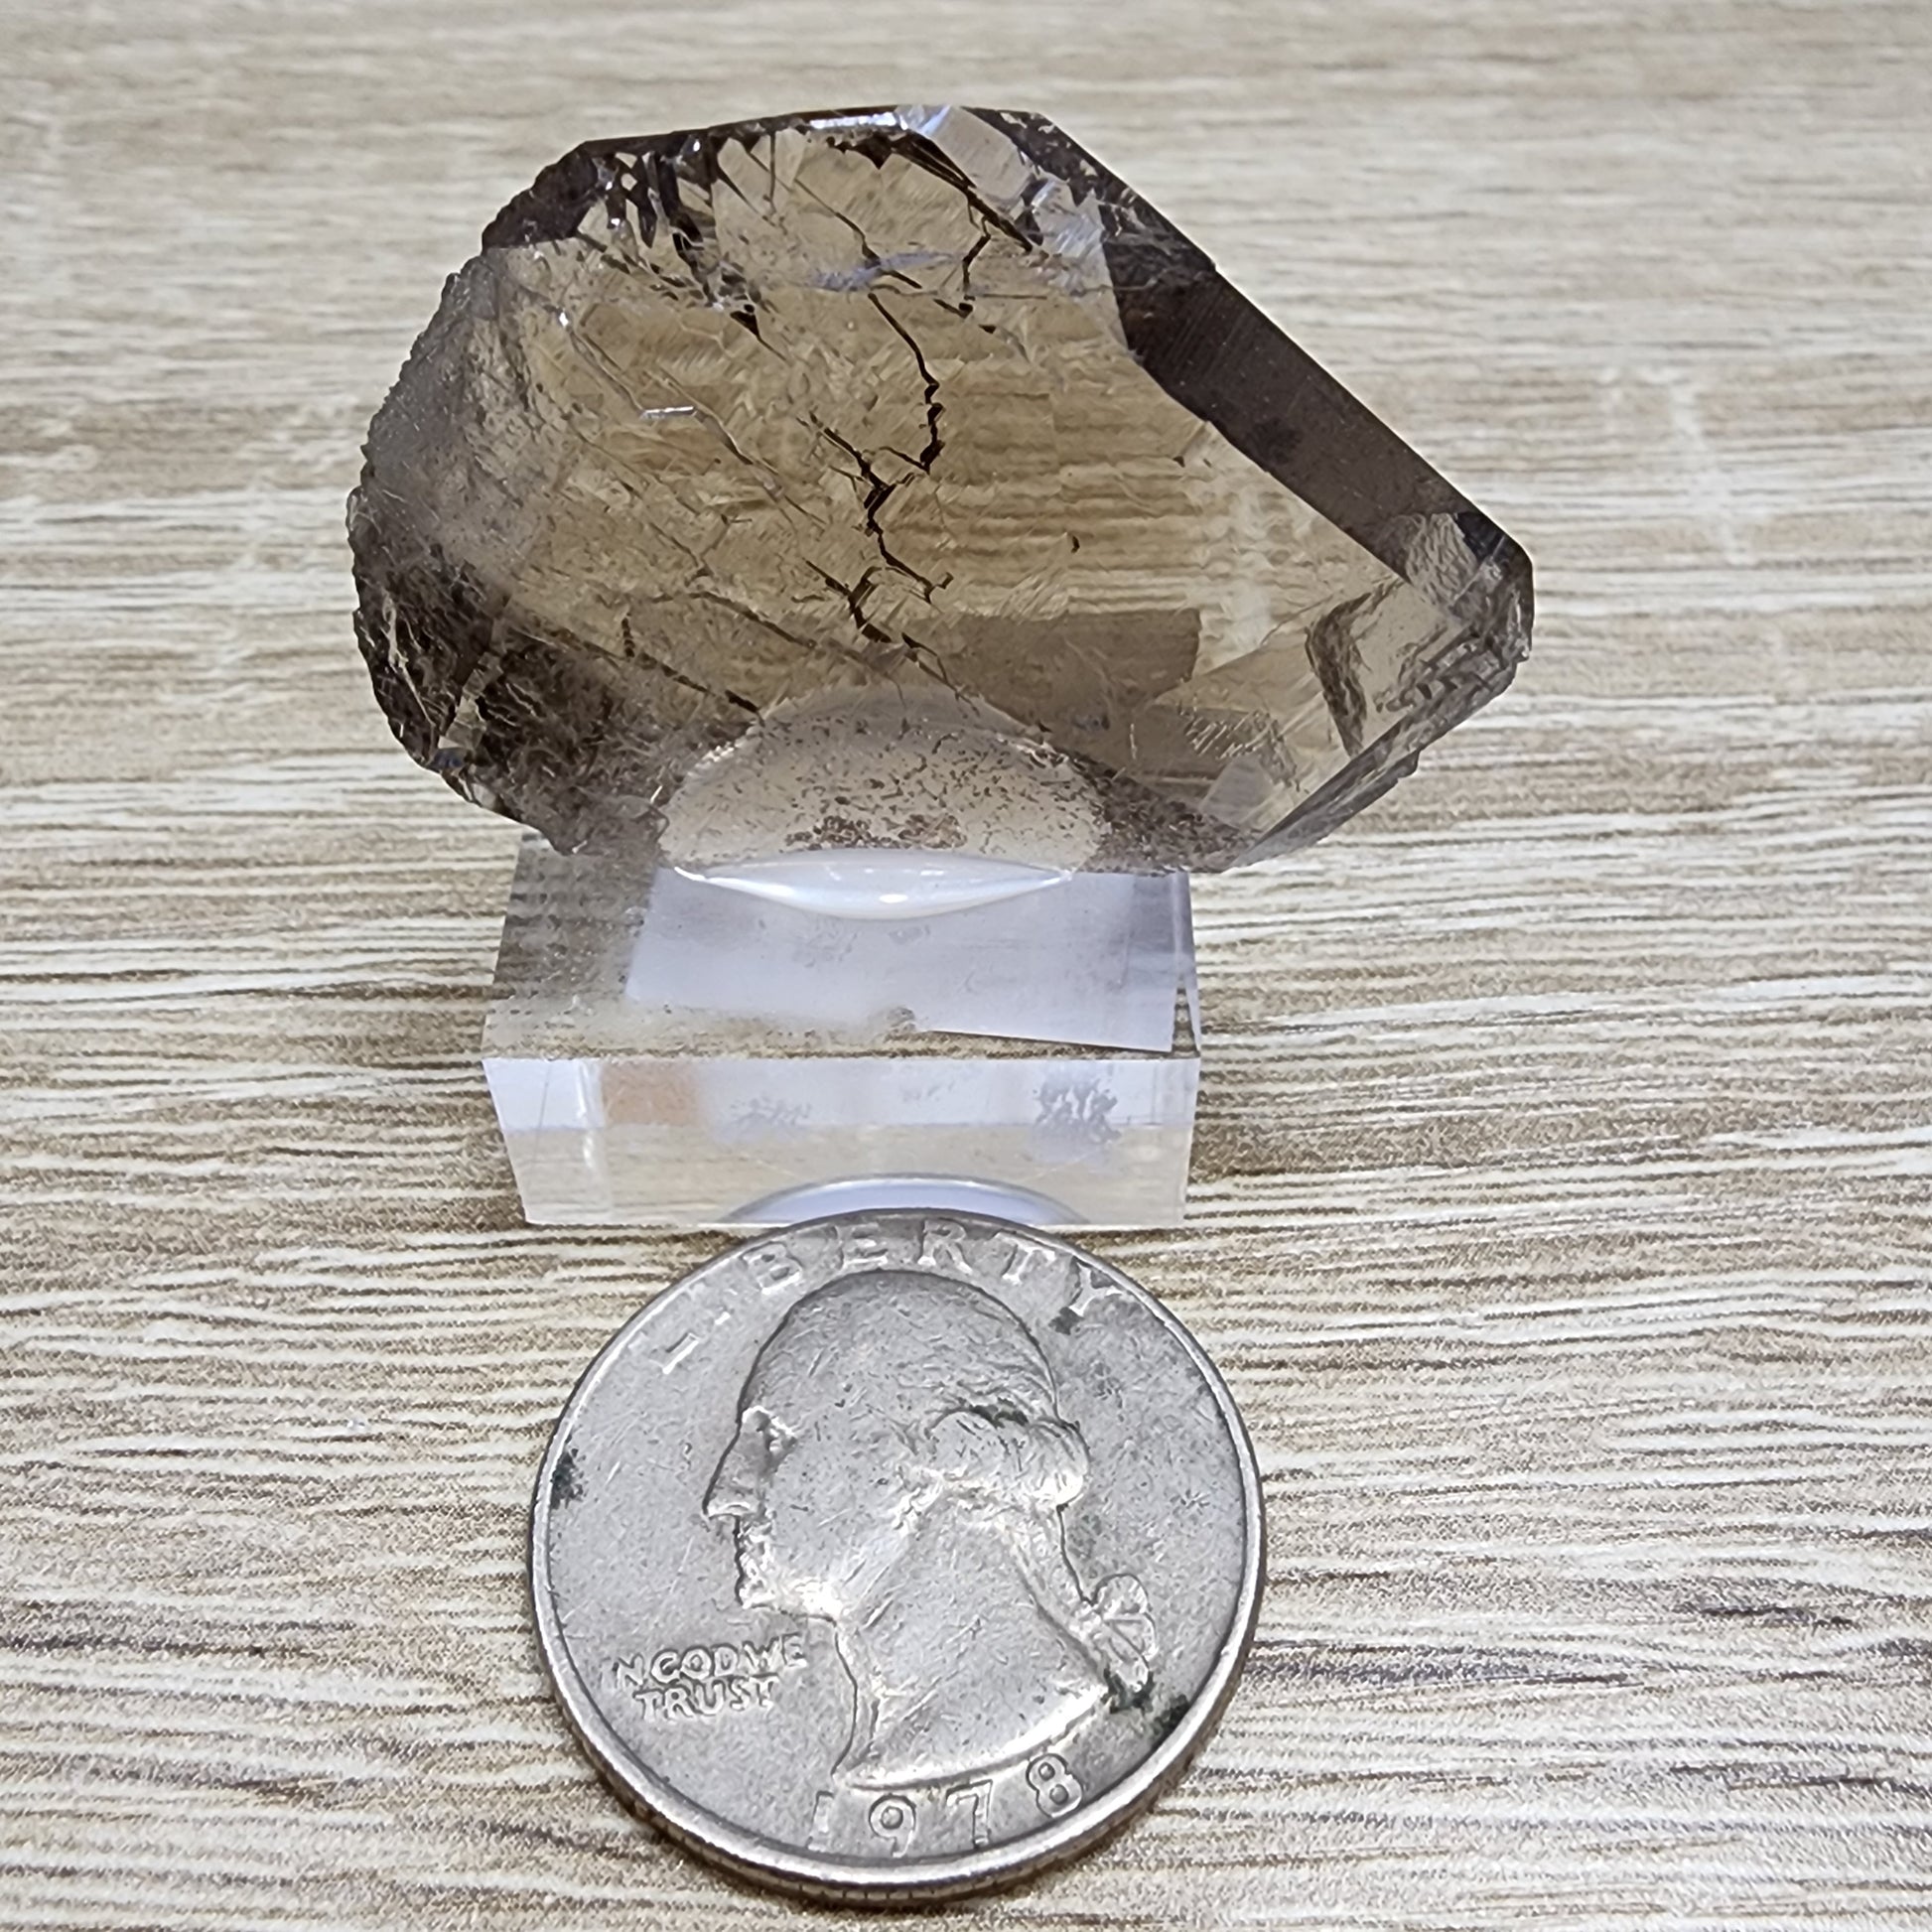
[529,1211,1265,1903]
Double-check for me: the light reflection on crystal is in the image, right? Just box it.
[680,850,1070,919]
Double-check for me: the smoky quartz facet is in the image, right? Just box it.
[348,106,1531,874]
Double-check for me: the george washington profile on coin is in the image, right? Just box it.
[703,1270,1158,1790]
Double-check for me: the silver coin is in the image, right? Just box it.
[530,1210,1263,1902]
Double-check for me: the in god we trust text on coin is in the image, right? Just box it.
[530,1210,1262,1901]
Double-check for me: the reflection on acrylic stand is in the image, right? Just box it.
[483,839,1199,1228]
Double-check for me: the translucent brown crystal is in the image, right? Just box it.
[348,106,1532,873]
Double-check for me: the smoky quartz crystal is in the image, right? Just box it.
[348,106,1531,874]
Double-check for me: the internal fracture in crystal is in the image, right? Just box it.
[348,106,1532,873]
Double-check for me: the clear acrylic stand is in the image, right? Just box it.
[482,834,1199,1227]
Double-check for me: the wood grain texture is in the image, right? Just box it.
[3,0,1929,1925]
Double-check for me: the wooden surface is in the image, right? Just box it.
[4,0,1930,1925]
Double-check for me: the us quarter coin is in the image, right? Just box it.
[530,1210,1263,1901]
